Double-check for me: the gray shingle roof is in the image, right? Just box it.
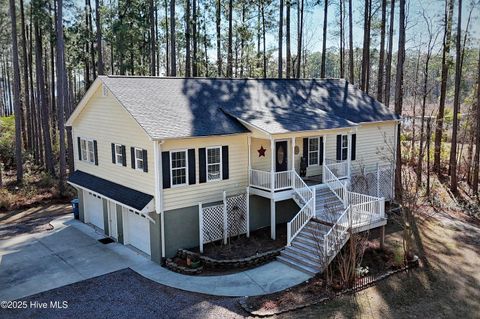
[69,170,153,211]
[100,76,398,139]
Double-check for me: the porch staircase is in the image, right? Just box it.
[278,187,349,276]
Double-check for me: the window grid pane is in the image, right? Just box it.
[88,141,94,163]
[171,151,187,185]
[207,148,221,181]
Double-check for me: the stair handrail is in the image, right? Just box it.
[324,164,349,208]
[286,171,315,245]
[323,205,351,258]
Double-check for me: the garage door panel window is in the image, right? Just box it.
[207,147,222,182]
[171,150,187,187]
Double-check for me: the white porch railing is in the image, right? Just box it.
[324,164,349,208]
[287,171,315,245]
[249,169,272,191]
[274,171,292,190]
[323,205,351,257]
[324,162,385,230]
[324,159,349,180]
[287,198,315,245]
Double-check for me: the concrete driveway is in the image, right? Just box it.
[0,215,153,301]
[0,214,310,301]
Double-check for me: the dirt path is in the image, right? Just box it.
[282,213,480,318]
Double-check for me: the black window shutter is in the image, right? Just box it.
[188,149,195,184]
[319,137,324,165]
[161,151,171,188]
[121,145,127,166]
[199,148,206,183]
[142,149,148,172]
[336,135,342,161]
[303,138,308,165]
[77,137,82,160]
[222,146,229,180]
[111,143,115,163]
[130,147,135,169]
[351,134,357,161]
[93,140,98,165]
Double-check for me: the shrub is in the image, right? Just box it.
[0,189,14,210]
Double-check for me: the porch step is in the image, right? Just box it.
[284,245,322,262]
[277,256,321,276]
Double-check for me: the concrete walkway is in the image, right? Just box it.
[0,215,310,300]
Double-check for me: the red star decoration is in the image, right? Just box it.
[258,146,266,157]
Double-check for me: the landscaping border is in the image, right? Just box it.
[165,248,283,275]
[239,262,419,317]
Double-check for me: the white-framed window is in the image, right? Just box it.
[207,146,222,182]
[81,139,88,161]
[114,144,124,165]
[135,148,144,171]
[80,137,95,164]
[87,140,95,164]
[170,150,188,186]
[341,135,348,161]
[308,137,320,166]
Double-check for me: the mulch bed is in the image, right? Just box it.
[191,223,287,260]
[242,241,409,317]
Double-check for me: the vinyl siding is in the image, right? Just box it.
[72,85,155,195]
[162,134,249,211]
[271,121,396,175]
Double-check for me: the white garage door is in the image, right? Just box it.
[124,208,150,255]
[84,191,104,230]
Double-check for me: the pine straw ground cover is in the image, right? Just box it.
[242,223,406,316]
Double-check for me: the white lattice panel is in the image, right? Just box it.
[226,193,248,237]
[350,164,393,200]
[201,204,224,244]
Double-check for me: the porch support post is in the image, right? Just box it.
[248,136,252,186]
[380,225,385,249]
[291,137,295,172]
[270,198,276,240]
[270,138,275,190]
[347,132,352,181]
[323,135,327,183]
[270,138,276,240]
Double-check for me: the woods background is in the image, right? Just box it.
[0,0,479,210]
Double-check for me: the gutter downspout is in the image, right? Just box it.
[153,140,166,260]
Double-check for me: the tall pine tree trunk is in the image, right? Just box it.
[394,0,405,200]
[434,0,454,172]
[56,0,67,193]
[8,0,23,183]
[170,0,176,76]
[377,0,386,102]
[185,0,191,76]
[449,0,463,194]
[96,0,104,75]
[227,0,233,77]
[348,0,354,83]
[20,0,32,151]
[192,0,198,76]
[286,0,291,78]
[150,0,156,75]
[384,0,395,106]
[278,0,283,78]
[320,0,328,78]
[216,0,222,76]
[472,47,480,196]
[35,20,55,176]
[361,0,371,92]
[296,0,304,78]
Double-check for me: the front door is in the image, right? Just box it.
[275,141,288,172]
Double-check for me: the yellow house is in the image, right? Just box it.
[66,76,399,275]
